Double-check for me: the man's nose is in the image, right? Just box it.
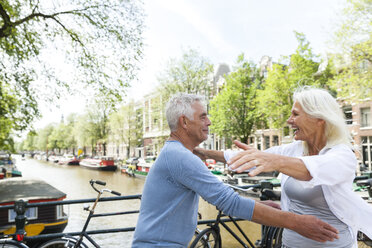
[206,117,211,126]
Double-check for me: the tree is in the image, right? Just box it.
[35,124,55,154]
[257,32,335,129]
[157,48,214,100]
[330,0,372,100]
[209,54,263,144]
[0,0,144,149]
[108,101,142,158]
[79,95,115,156]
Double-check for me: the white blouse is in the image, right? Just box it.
[224,140,372,248]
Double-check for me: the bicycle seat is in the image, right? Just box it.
[260,189,281,201]
[356,179,372,187]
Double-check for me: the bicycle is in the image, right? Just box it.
[37,180,121,248]
[190,181,282,248]
[355,177,372,247]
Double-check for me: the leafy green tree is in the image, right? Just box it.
[257,32,335,129]
[64,113,78,154]
[209,54,263,144]
[35,124,55,153]
[74,115,94,155]
[0,0,144,149]
[23,131,37,152]
[78,96,115,156]
[157,48,214,100]
[330,0,372,100]
[108,101,142,158]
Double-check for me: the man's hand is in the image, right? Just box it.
[293,214,339,242]
[260,200,281,210]
[253,202,338,243]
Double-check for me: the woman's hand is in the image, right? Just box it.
[228,140,312,180]
[227,140,281,176]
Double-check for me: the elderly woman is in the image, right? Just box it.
[225,86,372,247]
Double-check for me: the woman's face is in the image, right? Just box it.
[287,102,323,142]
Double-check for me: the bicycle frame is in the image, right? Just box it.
[213,210,256,248]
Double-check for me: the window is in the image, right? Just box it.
[249,137,254,144]
[9,207,37,222]
[57,205,65,219]
[361,107,371,127]
[361,136,372,170]
[264,136,270,149]
[273,135,279,146]
[343,106,353,125]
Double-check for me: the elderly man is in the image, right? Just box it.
[132,93,338,247]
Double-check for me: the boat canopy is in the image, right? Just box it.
[0,178,66,204]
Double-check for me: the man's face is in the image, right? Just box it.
[186,101,211,144]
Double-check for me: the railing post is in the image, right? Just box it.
[14,199,27,241]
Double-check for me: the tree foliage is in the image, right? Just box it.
[157,48,214,100]
[0,0,144,150]
[330,0,372,100]
[209,54,263,144]
[108,101,143,158]
[257,32,335,129]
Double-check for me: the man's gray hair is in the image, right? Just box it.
[165,93,206,132]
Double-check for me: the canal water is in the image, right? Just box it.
[15,156,261,247]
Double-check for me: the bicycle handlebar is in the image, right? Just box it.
[90,179,106,186]
[90,179,121,196]
[111,190,121,196]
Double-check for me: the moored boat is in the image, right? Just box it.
[0,178,68,237]
[0,154,22,179]
[120,164,136,176]
[58,154,80,165]
[133,156,156,177]
[79,156,117,171]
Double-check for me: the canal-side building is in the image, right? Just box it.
[343,100,372,171]
[142,91,169,157]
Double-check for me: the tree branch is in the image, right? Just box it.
[0,4,11,37]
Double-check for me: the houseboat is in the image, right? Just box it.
[0,154,22,179]
[134,156,156,176]
[58,154,80,166]
[79,156,117,171]
[0,178,68,237]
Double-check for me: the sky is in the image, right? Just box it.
[35,0,347,128]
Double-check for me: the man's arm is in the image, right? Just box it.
[252,202,339,242]
[193,147,226,163]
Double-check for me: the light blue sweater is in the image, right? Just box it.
[132,141,255,247]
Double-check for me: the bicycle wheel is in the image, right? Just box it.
[0,240,29,248]
[38,237,88,248]
[263,227,283,248]
[189,228,221,248]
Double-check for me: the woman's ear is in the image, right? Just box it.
[317,119,326,126]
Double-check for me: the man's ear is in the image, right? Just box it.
[179,116,187,129]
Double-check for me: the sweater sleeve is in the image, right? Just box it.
[169,151,255,220]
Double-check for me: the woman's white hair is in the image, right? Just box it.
[165,93,206,132]
[293,86,351,148]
